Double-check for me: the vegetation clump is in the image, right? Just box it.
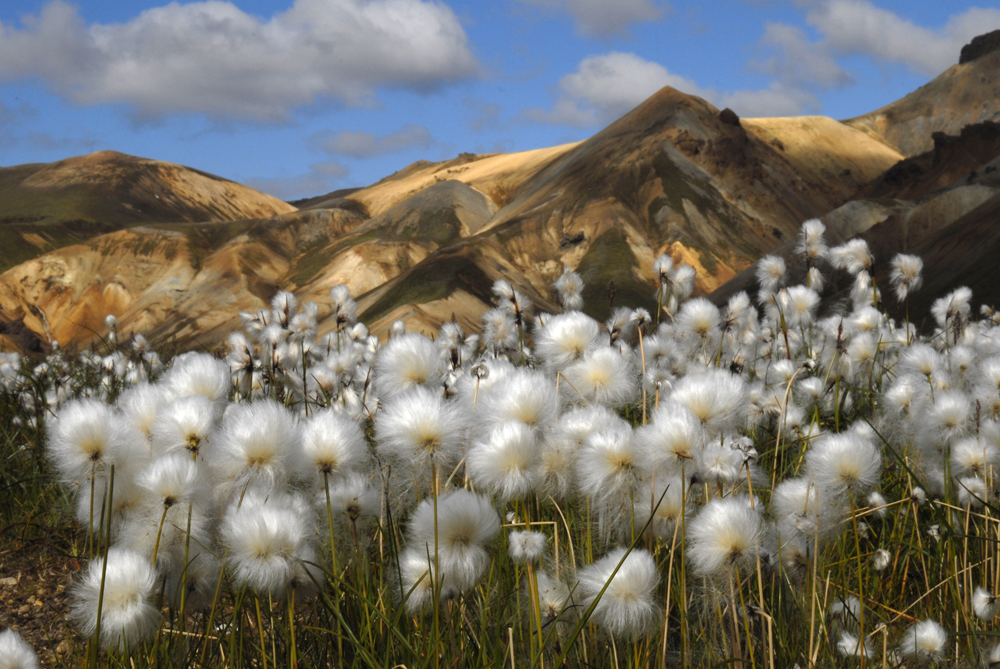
[4,217,1000,668]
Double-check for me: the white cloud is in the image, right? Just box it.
[754,22,852,88]
[0,0,478,121]
[718,83,819,118]
[523,52,712,127]
[246,160,350,201]
[518,0,664,37]
[313,124,433,158]
[806,0,1000,76]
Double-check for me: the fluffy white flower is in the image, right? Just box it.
[407,490,500,592]
[898,619,947,663]
[480,368,558,432]
[535,311,600,370]
[755,255,786,293]
[508,530,546,564]
[223,492,319,598]
[687,496,766,577]
[374,333,443,399]
[553,268,585,311]
[0,629,39,669]
[71,548,161,650]
[873,548,891,571]
[212,399,300,499]
[577,548,660,639]
[300,409,368,481]
[670,369,747,436]
[561,347,637,408]
[47,399,144,483]
[467,421,539,502]
[150,395,216,460]
[636,401,706,472]
[890,253,923,301]
[973,586,999,621]
[830,239,872,275]
[836,631,873,659]
[375,386,467,472]
[804,432,881,497]
[161,352,232,414]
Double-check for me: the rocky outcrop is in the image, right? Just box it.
[960,29,1000,65]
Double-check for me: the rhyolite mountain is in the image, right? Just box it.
[2,35,1000,353]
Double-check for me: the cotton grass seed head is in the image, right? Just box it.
[408,489,500,592]
[577,548,660,639]
[973,586,1000,621]
[0,628,39,669]
[48,399,140,483]
[374,332,442,399]
[71,547,160,651]
[898,619,947,663]
[508,530,546,564]
[687,496,766,578]
[213,399,300,499]
[300,409,368,481]
[805,432,881,497]
[375,385,468,471]
[467,421,539,502]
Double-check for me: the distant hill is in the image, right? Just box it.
[0,151,296,271]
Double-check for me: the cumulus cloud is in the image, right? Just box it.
[718,83,819,118]
[312,125,433,159]
[518,0,664,37]
[246,160,350,201]
[753,23,852,88]
[0,0,478,121]
[523,52,711,127]
[806,0,1000,76]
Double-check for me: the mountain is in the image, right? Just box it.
[0,151,296,272]
[844,49,1000,157]
[2,33,1000,353]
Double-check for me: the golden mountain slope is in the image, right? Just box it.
[0,150,296,272]
[844,50,1000,157]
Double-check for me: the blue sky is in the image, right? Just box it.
[1,0,999,201]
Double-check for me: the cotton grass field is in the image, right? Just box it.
[3,218,1000,668]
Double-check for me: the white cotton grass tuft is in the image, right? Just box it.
[561,347,637,407]
[755,255,786,293]
[577,548,660,639]
[576,424,642,513]
[873,548,891,571]
[374,332,442,399]
[396,548,441,614]
[71,547,161,650]
[480,368,558,432]
[534,311,600,370]
[213,399,300,499]
[973,586,1000,621]
[223,491,318,598]
[797,218,828,262]
[670,369,748,436]
[897,619,947,663]
[137,452,207,511]
[467,421,539,502]
[150,395,216,460]
[686,496,766,578]
[533,572,572,624]
[408,489,500,592]
[836,631,874,659]
[804,431,881,497]
[47,399,140,483]
[890,253,923,302]
[0,628,39,669]
[636,401,706,472]
[553,268,585,311]
[161,352,232,414]
[300,409,368,482]
[830,239,873,275]
[117,383,165,441]
[375,385,468,472]
[508,530,547,563]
